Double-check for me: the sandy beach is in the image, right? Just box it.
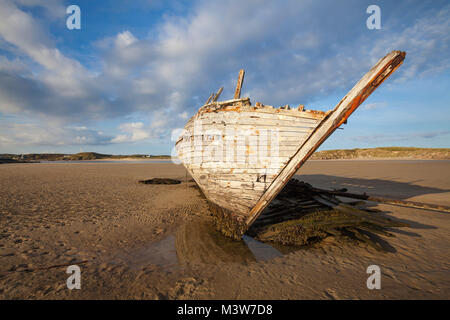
[0,160,449,299]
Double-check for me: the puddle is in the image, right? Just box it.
[242,236,284,261]
[112,235,178,270]
[111,221,292,270]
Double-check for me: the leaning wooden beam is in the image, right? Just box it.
[245,51,406,229]
[234,69,245,99]
[205,93,214,105]
[212,87,223,102]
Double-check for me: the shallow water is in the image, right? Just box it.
[111,221,290,270]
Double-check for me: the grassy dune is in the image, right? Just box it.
[311,147,450,160]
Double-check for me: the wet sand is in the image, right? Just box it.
[0,160,449,299]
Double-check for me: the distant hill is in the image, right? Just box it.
[0,152,171,162]
[0,158,39,164]
[2,148,449,163]
[310,147,450,160]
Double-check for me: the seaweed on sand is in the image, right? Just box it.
[138,178,181,185]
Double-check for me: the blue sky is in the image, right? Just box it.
[0,0,449,154]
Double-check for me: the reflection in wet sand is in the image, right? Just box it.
[242,236,283,261]
[175,221,256,265]
[111,235,178,270]
[112,221,285,269]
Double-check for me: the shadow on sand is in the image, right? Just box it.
[296,173,445,234]
[296,174,450,200]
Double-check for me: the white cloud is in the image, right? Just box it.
[14,0,65,19]
[179,111,189,120]
[115,31,137,48]
[363,102,387,111]
[111,122,151,143]
[0,122,111,147]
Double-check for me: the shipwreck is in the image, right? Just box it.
[176,50,406,239]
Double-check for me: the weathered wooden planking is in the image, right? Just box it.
[177,144,306,157]
[190,171,277,182]
[176,111,317,171]
[177,131,314,143]
[179,121,318,136]
[176,134,311,152]
[181,155,299,166]
[186,123,317,133]
[177,119,314,150]
[204,187,261,202]
[201,186,259,203]
[191,167,280,175]
[183,158,291,169]
[203,179,269,192]
[177,139,308,152]
[176,112,321,146]
[177,143,302,153]
[203,190,263,205]
[196,110,322,124]
[187,162,288,169]
[199,105,327,121]
[177,138,306,155]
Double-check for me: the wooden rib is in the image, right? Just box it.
[205,93,214,104]
[202,97,251,109]
[212,87,223,102]
[234,69,245,99]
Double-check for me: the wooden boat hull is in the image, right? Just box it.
[176,51,406,239]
